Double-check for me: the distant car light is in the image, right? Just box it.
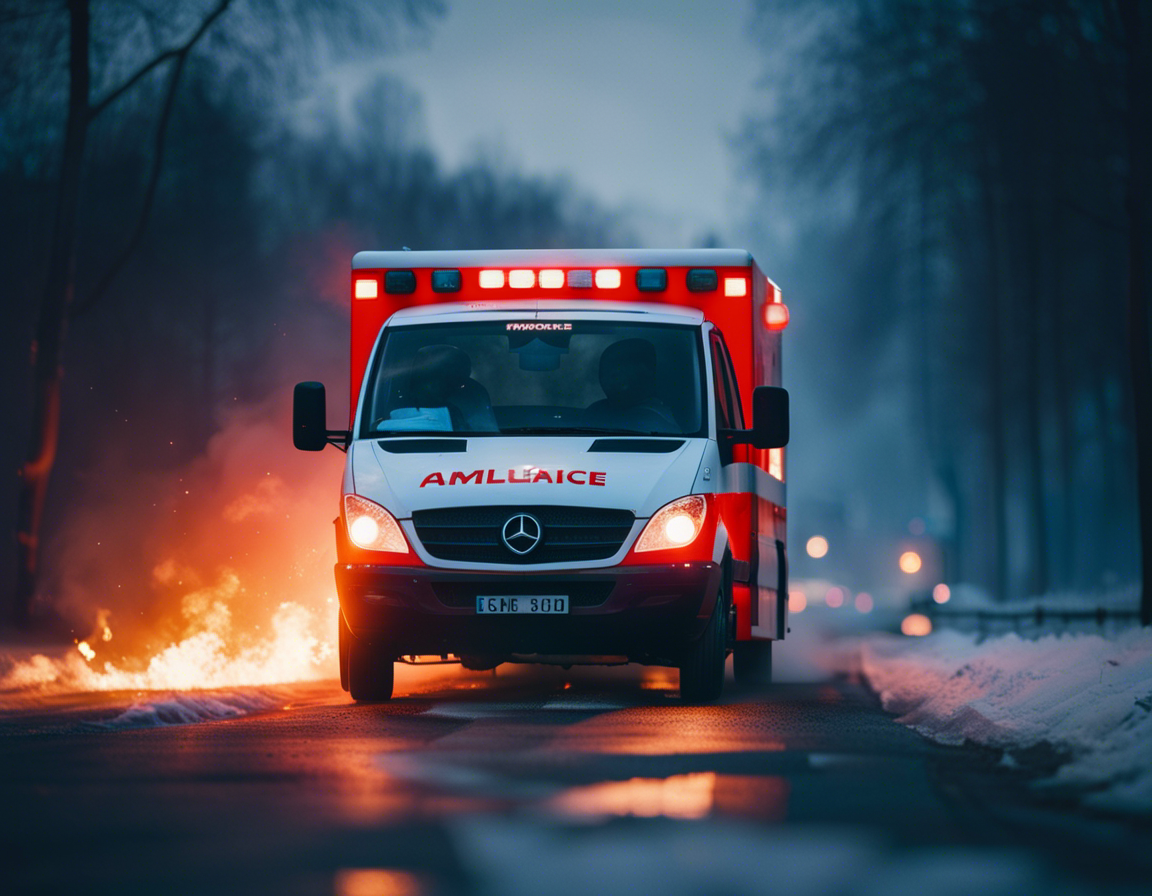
[901,613,933,636]
[899,551,922,574]
[806,535,828,558]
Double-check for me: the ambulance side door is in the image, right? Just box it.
[709,332,760,627]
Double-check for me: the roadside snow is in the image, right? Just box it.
[92,691,283,729]
[852,628,1152,814]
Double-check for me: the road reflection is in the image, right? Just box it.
[547,772,790,822]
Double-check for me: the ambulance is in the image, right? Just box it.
[293,249,790,702]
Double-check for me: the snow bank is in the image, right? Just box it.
[855,628,1152,814]
[92,691,283,729]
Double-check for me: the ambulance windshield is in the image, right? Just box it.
[360,321,706,437]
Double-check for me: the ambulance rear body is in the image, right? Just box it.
[293,249,790,702]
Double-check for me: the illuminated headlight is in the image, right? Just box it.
[343,494,408,553]
[635,495,707,553]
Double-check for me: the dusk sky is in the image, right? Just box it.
[375,0,764,244]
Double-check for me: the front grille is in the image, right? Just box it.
[412,505,634,564]
[431,580,616,608]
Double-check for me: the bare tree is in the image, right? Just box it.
[8,0,442,625]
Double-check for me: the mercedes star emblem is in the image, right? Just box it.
[501,513,543,555]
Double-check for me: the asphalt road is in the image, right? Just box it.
[3,663,1149,896]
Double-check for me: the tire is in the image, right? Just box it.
[347,628,395,703]
[338,611,351,692]
[679,581,728,703]
[733,640,773,687]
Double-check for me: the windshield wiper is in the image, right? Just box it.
[372,430,460,437]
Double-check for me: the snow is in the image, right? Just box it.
[92,691,283,729]
[849,628,1152,814]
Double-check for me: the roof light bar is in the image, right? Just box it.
[353,277,379,300]
[594,269,621,289]
[568,270,593,288]
[687,269,718,292]
[385,270,416,294]
[636,268,667,291]
[724,277,748,297]
[508,269,535,289]
[431,269,462,292]
[539,269,564,289]
[479,270,505,289]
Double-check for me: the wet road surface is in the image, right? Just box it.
[3,663,1149,895]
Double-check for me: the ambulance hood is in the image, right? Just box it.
[349,436,707,519]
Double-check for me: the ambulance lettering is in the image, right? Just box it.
[419,469,608,487]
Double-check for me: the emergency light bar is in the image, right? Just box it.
[346,248,788,428]
[366,266,756,294]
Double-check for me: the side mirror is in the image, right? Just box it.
[752,386,789,449]
[294,382,329,451]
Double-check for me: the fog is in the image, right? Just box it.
[2,0,1149,674]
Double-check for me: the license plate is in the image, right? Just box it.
[475,595,569,614]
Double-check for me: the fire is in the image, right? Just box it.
[10,589,335,693]
[2,393,346,697]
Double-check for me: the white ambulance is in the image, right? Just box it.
[293,249,790,702]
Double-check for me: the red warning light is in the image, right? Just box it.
[764,303,790,330]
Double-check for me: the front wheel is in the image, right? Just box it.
[733,640,773,687]
[679,585,728,703]
[347,628,395,703]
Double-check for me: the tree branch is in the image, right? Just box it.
[87,0,232,120]
[75,0,233,315]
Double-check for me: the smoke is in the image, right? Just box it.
[6,284,350,693]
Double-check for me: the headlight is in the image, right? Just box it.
[343,494,409,553]
[634,495,707,553]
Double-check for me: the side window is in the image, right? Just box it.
[710,333,744,430]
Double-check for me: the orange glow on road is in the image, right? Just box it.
[335,868,424,896]
[550,773,716,819]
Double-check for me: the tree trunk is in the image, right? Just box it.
[979,143,1010,601]
[1118,0,1152,625]
[13,0,89,626]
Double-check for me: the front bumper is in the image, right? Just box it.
[335,561,721,662]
